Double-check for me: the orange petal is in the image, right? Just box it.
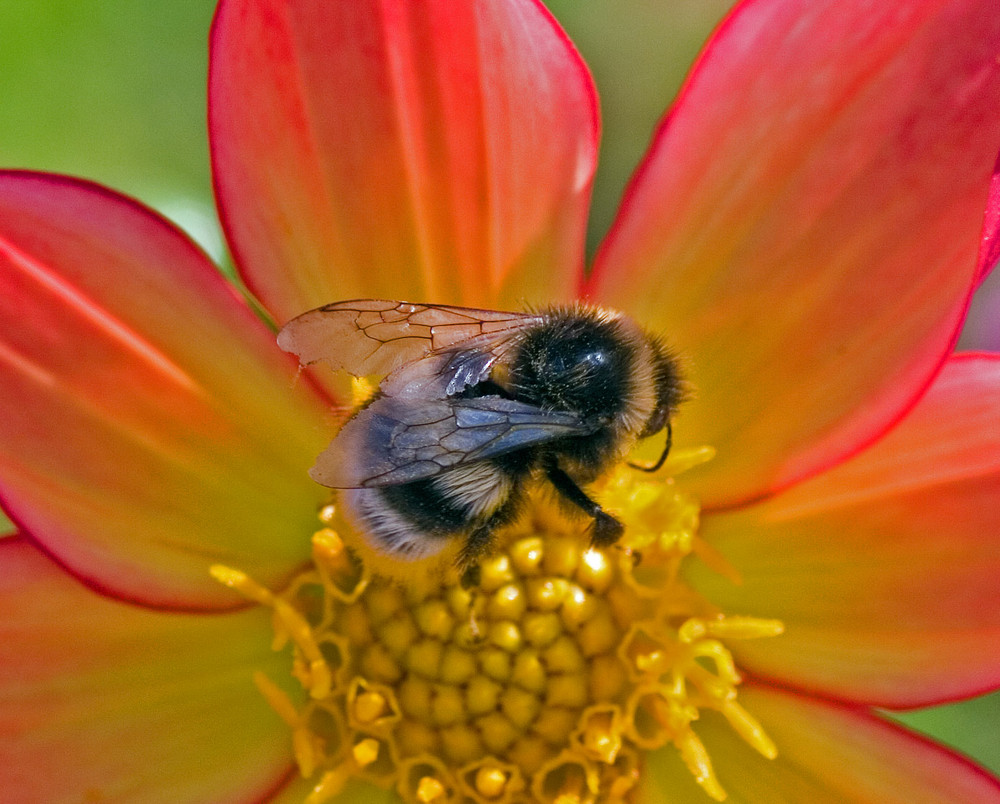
[210,0,598,318]
[640,683,1000,802]
[587,0,1000,506]
[0,171,330,610]
[0,538,293,802]
[691,354,1000,708]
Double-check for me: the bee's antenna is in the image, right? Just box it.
[629,421,672,473]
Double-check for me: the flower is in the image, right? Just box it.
[2,0,1000,801]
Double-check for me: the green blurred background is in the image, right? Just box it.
[1,0,997,781]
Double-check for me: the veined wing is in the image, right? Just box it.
[277,299,542,377]
[310,393,595,488]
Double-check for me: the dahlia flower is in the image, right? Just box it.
[2,1,1000,801]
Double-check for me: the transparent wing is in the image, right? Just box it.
[311,392,594,488]
[277,298,542,377]
[288,301,581,489]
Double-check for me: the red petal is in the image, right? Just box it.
[210,0,598,318]
[691,354,1000,708]
[587,0,1000,506]
[0,171,330,610]
[977,154,1000,283]
[640,684,1000,802]
[0,538,292,803]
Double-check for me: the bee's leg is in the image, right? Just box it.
[456,519,498,589]
[543,461,624,547]
[456,494,526,588]
[457,522,491,567]
[459,563,482,590]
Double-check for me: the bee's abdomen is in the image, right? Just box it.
[339,460,524,562]
[338,486,454,560]
[379,477,472,536]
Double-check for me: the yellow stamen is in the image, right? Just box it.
[661,445,717,476]
[251,672,298,727]
[679,615,785,642]
[534,753,599,804]
[353,737,380,767]
[416,775,447,803]
[213,457,783,802]
[354,690,388,723]
[270,598,331,699]
[304,763,352,804]
[397,757,455,803]
[721,699,778,759]
[676,729,727,802]
[474,765,508,798]
[293,725,319,778]
[573,707,622,764]
[208,564,273,605]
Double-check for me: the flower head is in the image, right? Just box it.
[2,1,1000,802]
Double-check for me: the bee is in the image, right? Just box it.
[278,299,682,584]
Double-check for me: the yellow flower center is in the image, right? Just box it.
[212,449,783,803]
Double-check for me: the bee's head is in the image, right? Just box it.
[640,341,683,439]
[632,342,684,473]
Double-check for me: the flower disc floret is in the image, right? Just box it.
[213,455,783,803]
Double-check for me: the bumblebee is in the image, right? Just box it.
[278,299,682,582]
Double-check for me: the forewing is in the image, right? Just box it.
[277,298,540,377]
[311,394,594,488]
